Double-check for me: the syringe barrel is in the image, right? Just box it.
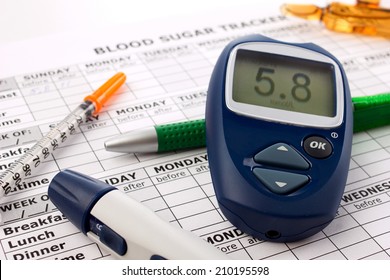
[0,102,95,198]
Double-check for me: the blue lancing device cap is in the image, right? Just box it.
[48,169,115,234]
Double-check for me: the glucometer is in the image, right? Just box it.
[206,34,353,242]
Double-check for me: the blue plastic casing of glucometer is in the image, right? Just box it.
[206,34,353,242]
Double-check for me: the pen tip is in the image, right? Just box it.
[104,128,158,153]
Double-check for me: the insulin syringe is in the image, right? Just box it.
[0,72,126,201]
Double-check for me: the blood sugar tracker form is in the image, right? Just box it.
[0,7,390,260]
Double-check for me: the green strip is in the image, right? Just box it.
[352,93,390,132]
[155,119,206,152]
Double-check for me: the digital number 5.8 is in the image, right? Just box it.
[255,67,311,102]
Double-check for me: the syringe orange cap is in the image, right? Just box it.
[84,72,126,114]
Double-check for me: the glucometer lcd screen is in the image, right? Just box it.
[232,49,336,117]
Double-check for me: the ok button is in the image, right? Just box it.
[303,136,333,159]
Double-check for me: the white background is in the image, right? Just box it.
[3,0,383,43]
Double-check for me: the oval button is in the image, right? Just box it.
[303,136,332,159]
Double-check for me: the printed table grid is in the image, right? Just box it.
[1,18,390,260]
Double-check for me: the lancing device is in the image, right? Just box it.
[48,169,229,260]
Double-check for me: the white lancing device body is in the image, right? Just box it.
[88,189,229,260]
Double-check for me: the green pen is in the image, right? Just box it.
[351,92,390,132]
[105,119,206,153]
[104,93,390,153]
